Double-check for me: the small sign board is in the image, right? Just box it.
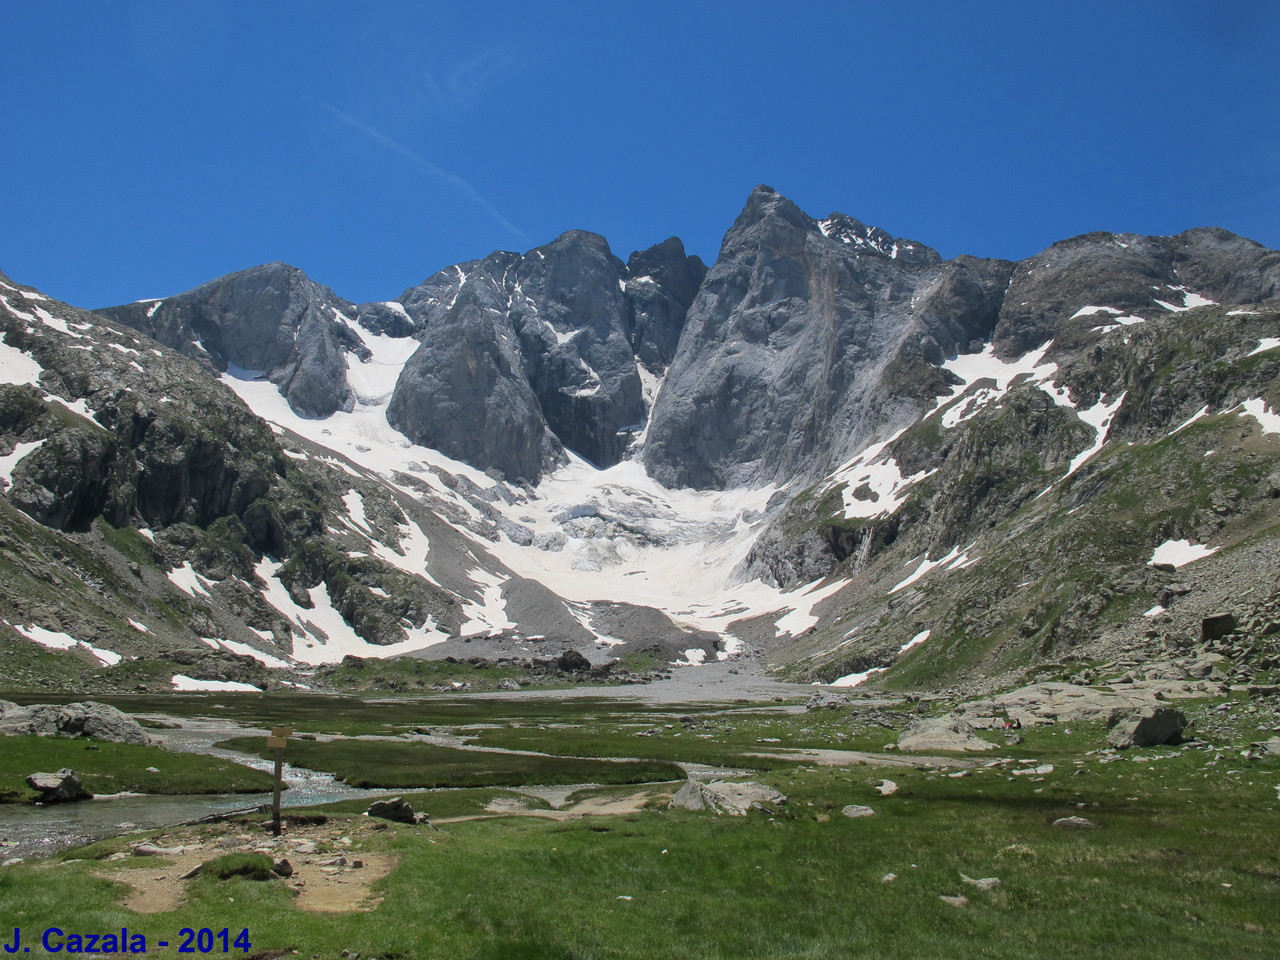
[271,726,294,738]
[266,736,289,749]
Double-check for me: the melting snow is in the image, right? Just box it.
[899,629,930,654]
[1240,399,1280,435]
[890,546,962,594]
[459,568,515,637]
[830,666,887,688]
[1155,286,1217,312]
[773,578,849,638]
[342,490,371,533]
[211,636,291,669]
[1064,391,1127,477]
[0,339,43,386]
[171,675,262,692]
[0,279,49,301]
[0,440,44,485]
[10,622,121,665]
[167,562,215,598]
[1247,338,1280,357]
[1169,406,1209,436]
[255,558,447,664]
[1148,539,1218,568]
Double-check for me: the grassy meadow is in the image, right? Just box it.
[0,690,1277,958]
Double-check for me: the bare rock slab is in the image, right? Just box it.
[899,717,995,752]
[668,780,786,815]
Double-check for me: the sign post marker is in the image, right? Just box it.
[267,726,293,837]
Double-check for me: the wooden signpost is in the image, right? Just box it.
[267,726,293,836]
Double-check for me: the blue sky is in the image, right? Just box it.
[3,1,1278,308]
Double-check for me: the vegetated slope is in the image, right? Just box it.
[8,185,1280,697]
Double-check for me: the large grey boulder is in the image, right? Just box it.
[0,700,156,745]
[898,716,995,752]
[366,796,422,824]
[668,780,786,815]
[1106,706,1187,749]
[26,768,92,803]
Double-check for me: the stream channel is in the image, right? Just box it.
[0,718,377,861]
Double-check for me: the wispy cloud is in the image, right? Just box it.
[420,45,524,112]
[319,102,528,243]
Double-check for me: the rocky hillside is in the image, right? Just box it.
[4,186,1280,698]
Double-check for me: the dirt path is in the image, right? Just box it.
[90,818,397,915]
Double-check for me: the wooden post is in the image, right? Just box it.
[266,726,293,837]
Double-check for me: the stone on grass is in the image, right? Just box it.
[668,780,786,816]
[25,769,92,803]
[367,797,418,824]
[806,692,849,711]
[131,843,186,857]
[939,895,969,907]
[272,858,293,877]
[1052,816,1097,830]
[841,804,876,819]
[961,874,1001,891]
[1106,706,1187,749]
[875,779,898,795]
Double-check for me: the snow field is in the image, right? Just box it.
[1148,539,1218,568]
[7,621,122,666]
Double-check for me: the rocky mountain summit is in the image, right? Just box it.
[3,186,1280,699]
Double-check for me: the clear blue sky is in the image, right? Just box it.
[3,1,1278,308]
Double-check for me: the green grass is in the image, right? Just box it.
[6,747,1277,958]
[1,690,1277,957]
[0,735,274,803]
[216,735,686,789]
[202,852,277,881]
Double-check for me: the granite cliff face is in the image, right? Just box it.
[642,186,1013,489]
[386,231,705,481]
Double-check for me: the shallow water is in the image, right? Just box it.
[0,718,375,861]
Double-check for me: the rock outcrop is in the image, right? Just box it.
[667,779,786,815]
[98,263,367,418]
[0,700,155,745]
[25,768,92,803]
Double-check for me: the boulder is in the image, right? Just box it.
[366,796,418,824]
[1201,613,1238,643]
[841,804,876,819]
[1052,816,1097,830]
[1106,706,1187,749]
[556,649,592,673]
[25,768,92,803]
[0,700,156,746]
[898,716,995,752]
[806,692,850,711]
[668,780,786,815]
